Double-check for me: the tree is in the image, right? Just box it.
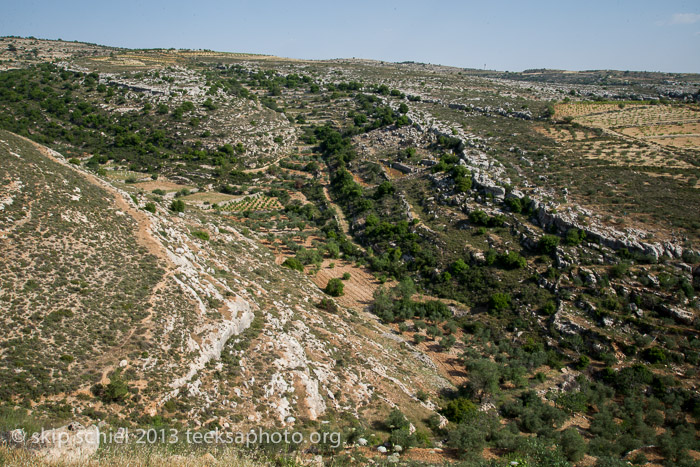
[325,278,344,297]
[427,325,442,340]
[202,98,217,110]
[385,408,416,449]
[466,359,500,401]
[440,335,456,351]
[560,428,587,462]
[447,412,499,459]
[325,241,340,258]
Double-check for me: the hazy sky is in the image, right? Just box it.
[2,0,699,73]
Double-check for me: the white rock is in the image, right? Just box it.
[28,422,99,462]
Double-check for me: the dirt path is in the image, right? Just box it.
[242,156,282,174]
[321,186,367,253]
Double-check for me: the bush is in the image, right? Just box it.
[609,262,629,278]
[317,298,339,313]
[641,347,666,364]
[469,210,489,226]
[489,293,511,313]
[375,181,395,197]
[440,335,456,351]
[325,278,345,297]
[505,196,522,213]
[341,272,351,280]
[441,398,476,423]
[192,230,210,241]
[541,301,557,315]
[282,257,304,272]
[170,199,185,212]
[97,371,129,403]
[498,251,527,269]
[573,355,590,370]
[68,158,80,165]
[143,202,156,213]
[385,408,416,449]
[565,228,585,246]
[538,235,560,254]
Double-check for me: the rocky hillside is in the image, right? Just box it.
[1,37,699,466]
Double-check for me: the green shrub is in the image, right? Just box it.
[341,272,351,280]
[565,228,585,246]
[538,235,560,254]
[324,278,345,297]
[282,257,304,272]
[441,398,476,423]
[317,298,339,313]
[541,301,557,315]
[498,251,527,269]
[505,196,522,213]
[574,355,590,370]
[44,309,73,324]
[143,202,156,213]
[68,158,80,165]
[191,230,210,241]
[641,347,666,364]
[440,335,456,351]
[170,199,185,212]
[489,293,511,313]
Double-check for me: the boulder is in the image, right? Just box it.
[659,304,695,325]
[26,422,99,462]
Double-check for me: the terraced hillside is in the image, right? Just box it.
[1,37,700,466]
[0,129,449,439]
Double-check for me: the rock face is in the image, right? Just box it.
[660,304,696,325]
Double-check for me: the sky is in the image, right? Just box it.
[1,0,699,73]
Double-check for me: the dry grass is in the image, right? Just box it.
[0,445,265,467]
